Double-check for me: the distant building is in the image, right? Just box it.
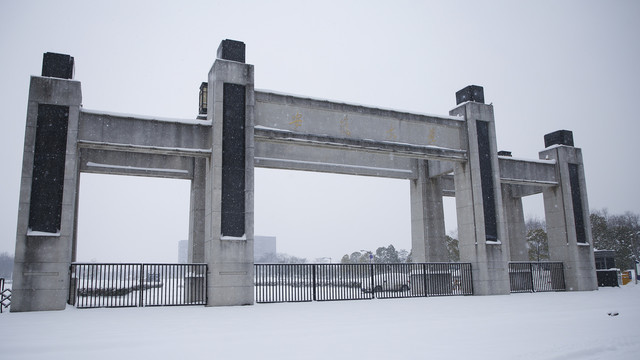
[254,236,276,263]
[178,240,188,264]
[594,249,619,287]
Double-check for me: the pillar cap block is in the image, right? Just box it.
[42,52,74,79]
[456,85,484,105]
[217,39,246,63]
[544,130,574,148]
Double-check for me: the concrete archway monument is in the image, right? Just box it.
[12,40,597,312]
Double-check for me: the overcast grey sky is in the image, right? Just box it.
[1,0,639,263]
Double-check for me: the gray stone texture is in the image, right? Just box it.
[12,76,82,311]
[540,145,597,291]
[450,102,510,296]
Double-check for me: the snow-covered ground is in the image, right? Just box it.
[2,285,639,359]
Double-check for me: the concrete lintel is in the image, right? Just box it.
[499,157,557,187]
[255,90,465,126]
[79,148,195,179]
[255,128,467,162]
[255,156,415,179]
[500,178,558,187]
[77,140,211,158]
[504,183,544,198]
[79,110,211,152]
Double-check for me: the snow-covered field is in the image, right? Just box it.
[2,285,639,359]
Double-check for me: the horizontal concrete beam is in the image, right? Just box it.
[255,138,417,179]
[255,90,465,151]
[79,148,194,179]
[440,154,559,197]
[504,183,545,198]
[78,109,211,154]
[255,128,468,162]
[498,157,557,187]
[255,156,416,179]
[78,140,211,158]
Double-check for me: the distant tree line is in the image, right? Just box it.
[340,245,410,264]
[590,209,639,270]
[335,209,639,268]
[525,209,639,270]
[339,237,461,264]
[255,252,308,264]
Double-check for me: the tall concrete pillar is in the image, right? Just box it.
[450,86,510,295]
[188,157,206,263]
[12,53,82,311]
[502,185,528,261]
[410,160,448,262]
[540,131,597,291]
[205,40,255,305]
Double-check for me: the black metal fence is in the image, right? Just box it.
[254,263,473,303]
[0,278,10,313]
[69,263,207,308]
[508,262,565,293]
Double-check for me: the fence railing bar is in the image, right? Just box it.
[254,262,474,303]
[508,262,565,293]
[68,263,207,309]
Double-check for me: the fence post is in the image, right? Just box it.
[469,263,474,295]
[205,264,209,304]
[312,265,317,301]
[422,263,428,297]
[369,263,375,298]
[67,265,75,306]
[139,264,145,307]
[530,262,535,293]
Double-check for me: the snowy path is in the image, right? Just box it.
[2,285,638,359]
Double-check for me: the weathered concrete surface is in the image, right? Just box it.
[450,101,510,296]
[502,184,528,261]
[205,54,255,306]
[12,76,82,311]
[540,145,597,291]
[410,160,448,262]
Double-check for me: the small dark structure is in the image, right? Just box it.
[594,250,620,287]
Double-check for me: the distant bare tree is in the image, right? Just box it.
[525,218,549,261]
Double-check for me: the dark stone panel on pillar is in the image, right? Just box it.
[544,130,574,148]
[221,83,246,237]
[456,85,484,105]
[42,52,74,79]
[29,104,69,233]
[476,120,497,241]
[217,40,246,63]
[568,163,586,243]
